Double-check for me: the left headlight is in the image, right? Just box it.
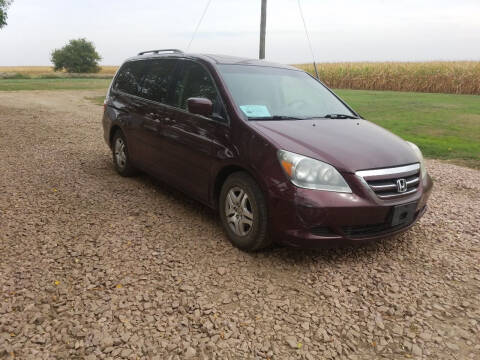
[277,150,352,193]
[407,141,427,179]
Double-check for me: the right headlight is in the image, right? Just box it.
[406,141,427,179]
[277,150,352,193]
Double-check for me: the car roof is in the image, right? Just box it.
[126,52,301,71]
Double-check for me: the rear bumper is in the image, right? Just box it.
[102,112,112,148]
[267,173,433,249]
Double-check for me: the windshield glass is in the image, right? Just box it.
[218,64,355,120]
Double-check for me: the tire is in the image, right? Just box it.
[219,172,271,251]
[112,130,137,177]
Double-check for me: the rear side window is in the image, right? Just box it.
[113,61,145,96]
[140,59,177,104]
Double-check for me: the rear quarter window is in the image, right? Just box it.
[113,61,145,97]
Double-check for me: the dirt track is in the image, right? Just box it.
[0,90,479,359]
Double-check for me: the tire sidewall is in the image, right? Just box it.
[112,131,133,176]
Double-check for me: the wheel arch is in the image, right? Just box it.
[109,125,122,147]
[212,164,268,209]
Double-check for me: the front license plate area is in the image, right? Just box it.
[391,202,417,227]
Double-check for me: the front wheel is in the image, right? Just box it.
[219,172,271,251]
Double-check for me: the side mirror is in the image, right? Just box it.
[187,97,213,117]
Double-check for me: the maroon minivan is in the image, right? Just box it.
[102,49,433,251]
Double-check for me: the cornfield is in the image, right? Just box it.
[295,61,480,95]
[3,63,480,95]
[0,66,118,79]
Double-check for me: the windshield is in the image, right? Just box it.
[218,64,355,120]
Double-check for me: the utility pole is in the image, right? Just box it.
[259,0,267,59]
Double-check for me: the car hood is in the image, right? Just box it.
[250,119,419,173]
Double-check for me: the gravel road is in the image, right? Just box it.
[0,90,479,359]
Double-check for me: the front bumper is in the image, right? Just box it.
[267,172,433,248]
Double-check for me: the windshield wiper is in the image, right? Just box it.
[323,113,359,119]
[248,114,359,121]
[248,115,305,120]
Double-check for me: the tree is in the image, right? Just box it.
[0,0,12,29]
[51,38,102,73]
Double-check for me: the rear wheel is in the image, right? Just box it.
[112,130,137,177]
[219,172,271,251]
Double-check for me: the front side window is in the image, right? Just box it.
[113,61,145,97]
[174,61,219,112]
[140,59,177,104]
[218,64,355,120]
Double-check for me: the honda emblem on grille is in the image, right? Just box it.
[396,178,407,193]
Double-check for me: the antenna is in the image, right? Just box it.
[187,0,213,52]
[297,0,319,79]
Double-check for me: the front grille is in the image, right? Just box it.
[356,163,421,200]
[341,221,411,238]
[310,226,336,237]
[311,205,424,238]
[366,174,420,199]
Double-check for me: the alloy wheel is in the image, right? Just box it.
[114,138,127,170]
[225,186,254,236]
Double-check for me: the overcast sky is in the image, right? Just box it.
[0,0,479,66]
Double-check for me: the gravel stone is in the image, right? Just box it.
[446,342,460,351]
[285,336,299,349]
[375,315,385,330]
[0,90,479,359]
[184,347,196,358]
[412,343,422,357]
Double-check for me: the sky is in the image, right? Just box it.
[0,0,479,66]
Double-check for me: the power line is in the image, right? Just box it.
[187,0,213,52]
[297,0,319,79]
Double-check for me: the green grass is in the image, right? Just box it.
[335,89,480,168]
[0,78,111,91]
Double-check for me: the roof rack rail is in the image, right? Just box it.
[137,49,183,56]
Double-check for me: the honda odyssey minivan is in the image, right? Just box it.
[102,49,432,251]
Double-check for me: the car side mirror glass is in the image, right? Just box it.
[187,97,213,117]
